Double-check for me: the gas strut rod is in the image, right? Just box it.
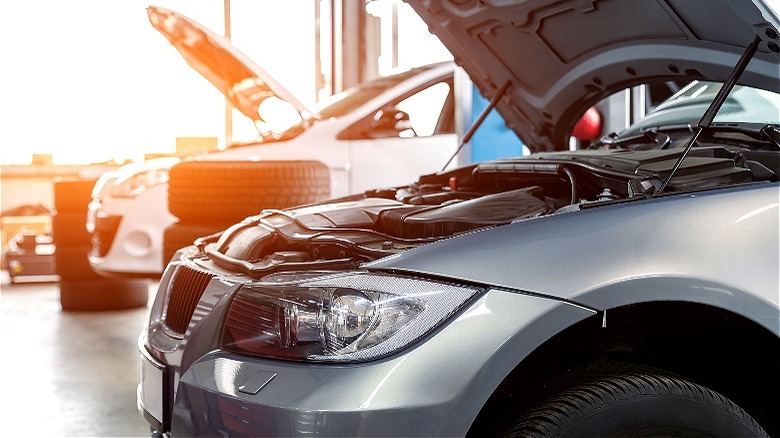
[657,36,761,194]
[442,80,511,171]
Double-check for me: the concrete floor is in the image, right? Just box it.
[0,271,153,437]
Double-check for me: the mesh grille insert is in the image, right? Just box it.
[164,265,215,335]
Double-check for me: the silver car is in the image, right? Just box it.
[138,0,779,436]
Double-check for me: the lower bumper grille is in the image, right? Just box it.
[91,215,122,257]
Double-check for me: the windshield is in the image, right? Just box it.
[621,81,780,136]
[229,64,441,147]
[314,65,435,119]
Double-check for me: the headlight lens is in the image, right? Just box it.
[110,168,169,198]
[221,271,482,362]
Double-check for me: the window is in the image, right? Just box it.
[395,81,453,137]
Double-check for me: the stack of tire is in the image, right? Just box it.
[52,178,149,311]
[163,160,332,263]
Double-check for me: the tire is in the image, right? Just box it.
[501,362,768,437]
[163,221,226,265]
[53,178,98,213]
[59,278,149,311]
[54,244,101,281]
[51,211,91,246]
[168,160,330,223]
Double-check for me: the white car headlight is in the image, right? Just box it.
[110,168,170,198]
[221,271,482,362]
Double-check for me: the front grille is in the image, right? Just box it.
[163,265,215,335]
[91,215,122,257]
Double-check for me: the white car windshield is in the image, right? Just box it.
[314,66,435,119]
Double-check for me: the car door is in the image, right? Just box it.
[340,78,458,193]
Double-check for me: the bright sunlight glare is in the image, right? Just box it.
[0,0,315,165]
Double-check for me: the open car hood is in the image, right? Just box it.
[405,0,780,151]
[147,6,311,124]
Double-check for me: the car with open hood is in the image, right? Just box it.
[89,5,607,280]
[138,0,779,436]
[87,6,464,278]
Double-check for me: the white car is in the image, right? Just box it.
[87,7,460,278]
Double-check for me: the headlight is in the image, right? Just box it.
[221,271,482,362]
[91,172,119,199]
[110,168,170,198]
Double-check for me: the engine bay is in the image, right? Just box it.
[192,145,778,278]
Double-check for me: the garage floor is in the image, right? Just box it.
[0,271,153,437]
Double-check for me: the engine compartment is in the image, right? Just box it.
[194,145,777,278]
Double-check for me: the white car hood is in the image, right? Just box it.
[405,0,780,151]
[147,6,312,124]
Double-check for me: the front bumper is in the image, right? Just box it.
[90,213,122,259]
[138,334,169,433]
[86,192,176,278]
[137,281,594,436]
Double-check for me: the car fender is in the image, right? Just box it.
[367,183,780,335]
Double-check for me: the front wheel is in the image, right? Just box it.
[501,362,768,437]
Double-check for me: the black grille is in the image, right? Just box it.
[91,215,122,257]
[164,265,215,335]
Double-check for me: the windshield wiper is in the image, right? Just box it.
[656,36,761,194]
[595,129,672,150]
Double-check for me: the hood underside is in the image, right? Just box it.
[147,6,311,124]
[405,0,780,151]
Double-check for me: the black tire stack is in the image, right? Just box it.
[163,160,331,263]
[52,178,149,311]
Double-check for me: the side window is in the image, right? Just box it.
[348,80,454,140]
[395,81,453,137]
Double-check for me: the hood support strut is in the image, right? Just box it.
[442,81,511,171]
[657,36,761,193]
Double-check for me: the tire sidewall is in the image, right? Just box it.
[557,392,761,437]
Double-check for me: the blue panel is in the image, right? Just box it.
[470,86,526,162]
